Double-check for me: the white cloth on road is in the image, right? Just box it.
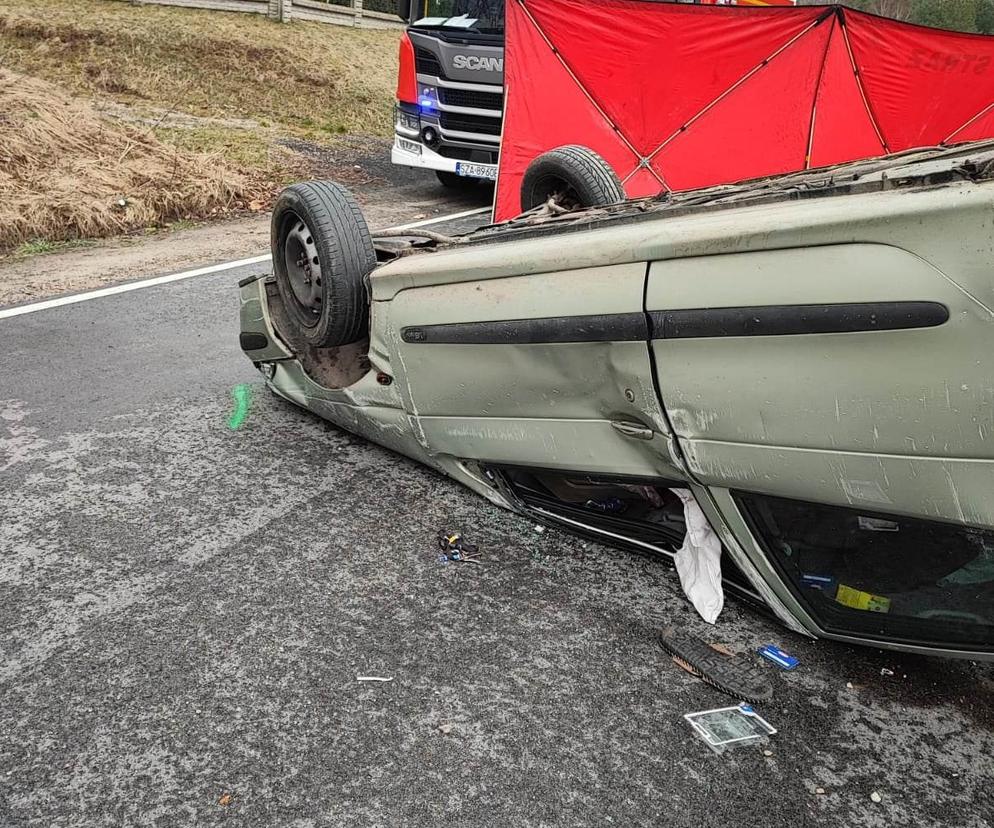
[670,488,724,624]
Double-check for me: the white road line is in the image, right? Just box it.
[0,206,489,322]
[375,204,490,233]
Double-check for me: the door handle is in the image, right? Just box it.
[611,420,655,440]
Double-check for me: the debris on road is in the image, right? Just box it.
[660,627,773,704]
[437,530,483,564]
[881,668,895,677]
[870,791,883,803]
[757,644,799,671]
[227,383,252,430]
[356,675,393,682]
[683,703,777,755]
[218,793,233,807]
[438,723,454,734]
[670,488,724,624]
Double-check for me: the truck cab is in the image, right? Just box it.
[392,0,504,186]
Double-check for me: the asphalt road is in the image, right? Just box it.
[3,203,994,827]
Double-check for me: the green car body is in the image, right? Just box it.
[240,142,994,660]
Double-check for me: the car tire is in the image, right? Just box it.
[436,170,477,189]
[271,181,375,348]
[520,145,626,212]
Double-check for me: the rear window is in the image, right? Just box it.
[735,492,994,650]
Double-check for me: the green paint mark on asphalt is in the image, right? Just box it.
[227,384,252,430]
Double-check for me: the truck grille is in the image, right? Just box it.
[438,87,502,111]
[415,47,443,77]
[438,146,498,164]
[439,112,501,137]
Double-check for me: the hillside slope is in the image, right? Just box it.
[0,69,260,253]
[0,0,400,137]
[0,0,401,253]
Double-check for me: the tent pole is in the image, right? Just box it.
[942,101,994,145]
[804,15,837,169]
[839,11,889,153]
[642,11,830,167]
[512,0,669,190]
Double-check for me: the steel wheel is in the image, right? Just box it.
[282,213,323,326]
[270,181,374,347]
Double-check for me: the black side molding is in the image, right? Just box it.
[239,332,270,351]
[650,301,949,339]
[401,312,648,345]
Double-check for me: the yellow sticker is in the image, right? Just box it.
[835,583,891,613]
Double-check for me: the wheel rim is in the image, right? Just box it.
[530,174,580,211]
[282,212,323,326]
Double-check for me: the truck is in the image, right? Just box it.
[391,0,796,189]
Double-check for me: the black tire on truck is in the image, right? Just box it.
[271,181,375,348]
[520,145,626,212]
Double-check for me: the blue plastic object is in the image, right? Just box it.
[757,644,799,671]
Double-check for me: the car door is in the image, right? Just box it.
[647,241,994,651]
[386,258,683,480]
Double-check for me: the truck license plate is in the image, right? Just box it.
[456,162,497,180]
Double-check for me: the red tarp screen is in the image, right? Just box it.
[495,0,994,220]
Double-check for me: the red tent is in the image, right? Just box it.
[494,0,994,220]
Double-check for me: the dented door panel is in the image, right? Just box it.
[388,262,683,477]
[647,243,994,524]
[648,241,994,650]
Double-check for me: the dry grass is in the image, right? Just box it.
[0,0,402,251]
[0,0,400,138]
[0,68,265,252]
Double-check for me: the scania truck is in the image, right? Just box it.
[392,0,795,188]
[393,0,505,188]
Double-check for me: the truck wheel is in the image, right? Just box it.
[436,170,476,189]
[271,181,375,348]
[520,145,626,213]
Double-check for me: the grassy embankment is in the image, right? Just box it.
[0,0,400,254]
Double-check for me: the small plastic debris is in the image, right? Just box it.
[801,573,837,592]
[815,787,826,795]
[763,749,773,757]
[757,644,799,670]
[438,723,453,734]
[356,675,393,682]
[870,791,882,803]
[437,530,482,563]
[684,703,777,755]
[227,383,252,430]
[836,583,891,613]
[846,681,854,689]
[880,668,895,677]
[533,525,545,533]
[218,793,233,807]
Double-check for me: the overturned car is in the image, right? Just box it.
[240,142,994,660]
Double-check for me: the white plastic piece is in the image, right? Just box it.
[684,703,776,755]
[670,488,724,624]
